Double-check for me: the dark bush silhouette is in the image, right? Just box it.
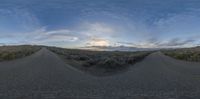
[48,47,151,70]
[97,58,123,69]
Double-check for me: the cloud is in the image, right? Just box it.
[153,9,200,38]
[134,38,196,48]
[158,38,195,47]
[88,23,114,33]
[0,21,116,47]
[32,29,79,43]
[105,37,197,48]
[0,28,79,46]
[0,9,12,14]
[1,7,200,48]
[0,8,41,33]
[79,22,115,37]
[30,30,79,45]
[115,42,135,47]
[85,37,110,46]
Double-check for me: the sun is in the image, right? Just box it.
[92,40,109,46]
[87,38,110,46]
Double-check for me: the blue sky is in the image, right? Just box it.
[0,0,200,48]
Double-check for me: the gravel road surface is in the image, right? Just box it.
[0,48,200,99]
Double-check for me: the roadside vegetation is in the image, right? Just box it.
[0,45,41,61]
[48,47,151,76]
[162,46,200,62]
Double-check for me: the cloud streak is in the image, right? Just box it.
[0,28,79,46]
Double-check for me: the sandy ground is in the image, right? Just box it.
[0,48,200,99]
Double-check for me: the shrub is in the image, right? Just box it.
[0,53,15,60]
[83,59,99,67]
[163,48,200,62]
[48,47,151,70]
[0,45,41,61]
[96,58,124,69]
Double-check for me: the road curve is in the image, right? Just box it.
[0,48,200,99]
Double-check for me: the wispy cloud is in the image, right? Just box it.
[0,8,41,33]
[115,38,197,48]
[32,29,79,43]
[0,27,79,46]
[78,22,116,37]
[153,8,200,38]
[157,38,195,47]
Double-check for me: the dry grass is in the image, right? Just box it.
[162,46,200,62]
[0,45,41,61]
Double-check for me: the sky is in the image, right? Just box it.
[0,0,200,48]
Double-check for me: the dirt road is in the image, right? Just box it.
[0,48,200,99]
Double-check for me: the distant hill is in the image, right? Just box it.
[80,46,160,51]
